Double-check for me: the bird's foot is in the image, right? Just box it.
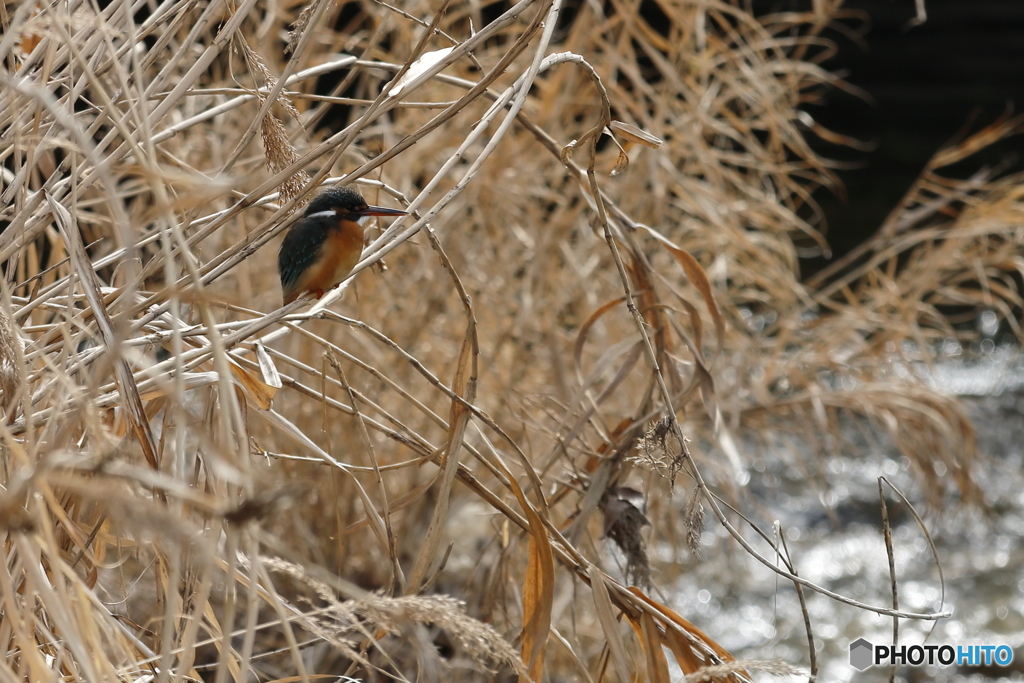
[313,288,325,300]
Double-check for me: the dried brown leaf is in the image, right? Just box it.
[609,120,664,148]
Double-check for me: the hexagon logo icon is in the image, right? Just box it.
[850,638,874,670]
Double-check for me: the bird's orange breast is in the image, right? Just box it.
[290,220,364,299]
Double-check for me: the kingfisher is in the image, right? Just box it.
[278,186,407,305]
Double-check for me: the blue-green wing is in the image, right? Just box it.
[278,222,325,294]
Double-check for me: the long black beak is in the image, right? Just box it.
[359,205,407,217]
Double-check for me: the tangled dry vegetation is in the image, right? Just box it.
[1,0,1022,681]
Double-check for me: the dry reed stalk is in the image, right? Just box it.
[0,0,1017,681]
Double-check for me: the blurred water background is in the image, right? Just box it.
[657,344,1024,682]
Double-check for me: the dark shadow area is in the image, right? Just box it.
[776,0,1024,278]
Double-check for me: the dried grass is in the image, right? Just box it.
[0,0,1020,680]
